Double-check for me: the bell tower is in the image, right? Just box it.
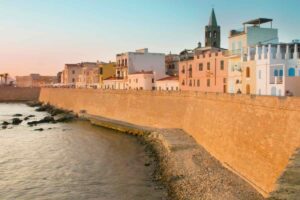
[205,9,220,48]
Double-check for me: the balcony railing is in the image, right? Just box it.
[270,76,283,84]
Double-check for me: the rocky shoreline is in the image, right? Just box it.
[0,102,266,199]
[83,113,265,200]
[1,101,77,131]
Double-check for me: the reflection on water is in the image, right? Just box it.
[0,103,166,200]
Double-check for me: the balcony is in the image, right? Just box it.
[270,76,283,84]
[227,49,243,58]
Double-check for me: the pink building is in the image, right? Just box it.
[179,9,228,93]
[179,48,228,93]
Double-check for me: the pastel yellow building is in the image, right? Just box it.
[98,62,116,88]
[227,18,278,94]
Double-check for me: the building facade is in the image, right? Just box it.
[77,62,98,88]
[127,71,155,90]
[178,9,228,93]
[103,77,126,90]
[228,18,279,94]
[165,53,180,76]
[116,48,165,80]
[16,74,57,87]
[98,62,116,88]
[156,76,179,91]
[243,42,300,96]
[61,63,83,87]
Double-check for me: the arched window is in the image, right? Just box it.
[246,67,250,78]
[213,31,217,38]
[274,69,278,76]
[279,69,283,76]
[288,68,295,76]
[246,84,250,94]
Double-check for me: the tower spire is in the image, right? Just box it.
[208,8,218,27]
[205,8,221,48]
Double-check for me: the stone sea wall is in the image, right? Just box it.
[0,87,40,102]
[39,88,300,196]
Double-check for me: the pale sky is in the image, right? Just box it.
[0,0,299,77]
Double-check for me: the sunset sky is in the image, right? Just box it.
[0,0,299,77]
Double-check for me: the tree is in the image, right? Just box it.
[4,73,8,85]
[0,74,3,85]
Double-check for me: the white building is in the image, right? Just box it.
[228,18,279,94]
[127,71,155,90]
[103,77,126,90]
[116,48,165,80]
[245,42,300,96]
[156,76,179,91]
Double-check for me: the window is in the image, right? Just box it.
[193,79,195,86]
[259,70,262,79]
[72,70,75,74]
[246,67,250,78]
[279,69,283,76]
[152,78,154,83]
[232,42,236,51]
[207,79,210,87]
[171,86,174,91]
[72,78,75,83]
[288,68,295,77]
[199,63,203,71]
[223,78,226,84]
[207,62,211,70]
[189,65,192,78]
[182,80,185,86]
[238,41,242,51]
[197,80,200,87]
[189,80,192,86]
[181,66,185,74]
[274,69,278,76]
[213,31,217,38]
[220,61,224,70]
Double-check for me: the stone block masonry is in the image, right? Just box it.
[39,88,300,197]
[0,87,40,102]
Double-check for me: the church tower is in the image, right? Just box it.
[205,9,220,48]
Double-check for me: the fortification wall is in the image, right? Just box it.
[39,88,300,196]
[0,87,40,102]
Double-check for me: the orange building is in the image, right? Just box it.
[179,47,228,93]
[179,9,228,93]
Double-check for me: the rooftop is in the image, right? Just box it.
[243,18,273,25]
[129,70,153,75]
[208,8,218,27]
[157,76,179,81]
